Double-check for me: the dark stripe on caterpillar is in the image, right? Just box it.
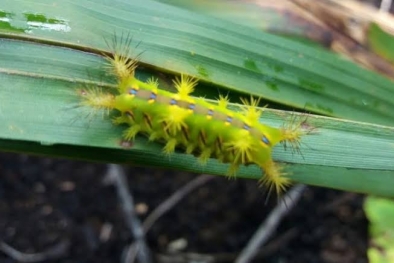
[125,110,134,120]
[181,125,189,141]
[162,121,169,136]
[215,136,223,151]
[143,113,153,129]
[198,130,207,145]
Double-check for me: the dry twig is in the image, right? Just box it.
[104,164,152,263]
[124,174,214,263]
[0,240,69,263]
[235,184,307,263]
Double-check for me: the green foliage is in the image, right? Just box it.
[0,0,394,197]
[368,23,394,63]
[365,197,394,262]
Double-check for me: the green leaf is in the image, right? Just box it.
[365,197,394,263]
[1,0,394,124]
[0,0,394,197]
[368,22,394,63]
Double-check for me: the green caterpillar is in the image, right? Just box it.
[79,39,308,196]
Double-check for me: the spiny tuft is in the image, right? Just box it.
[78,88,115,110]
[240,96,263,125]
[173,74,198,99]
[218,94,229,109]
[123,125,141,141]
[104,33,138,80]
[106,52,137,80]
[146,77,159,89]
[259,162,291,198]
[225,130,255,164]
[198,148,212,164]
[162,106,190,135]
[281,115,310,155]
[163,138,177,155]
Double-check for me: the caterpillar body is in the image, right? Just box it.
[79,39,307,196]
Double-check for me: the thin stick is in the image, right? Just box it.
[235,184,307,263]
[0,240,69,263]
[380,0,392,12]
[143,174,214,232]
[124,174,214,263]
[105,164,152,263]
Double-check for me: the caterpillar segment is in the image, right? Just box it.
[78,44,306,196]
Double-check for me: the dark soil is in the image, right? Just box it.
[0,152,368,263]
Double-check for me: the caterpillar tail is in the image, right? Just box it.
[77,87,116,112]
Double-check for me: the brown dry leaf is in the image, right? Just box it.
[289,0,394,78]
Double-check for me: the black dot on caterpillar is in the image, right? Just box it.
[77,33,313,198]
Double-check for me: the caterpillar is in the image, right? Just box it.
[79,36,308,196]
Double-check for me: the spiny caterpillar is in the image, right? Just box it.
[79,37,308,196]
